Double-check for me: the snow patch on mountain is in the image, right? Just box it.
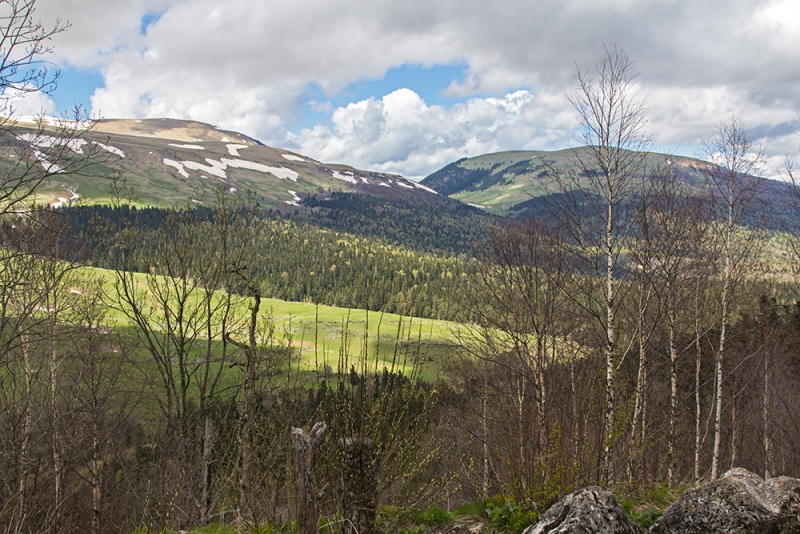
[14,116,93,130]
[163,159,190,178]
[184,158,227,178]
[226,144,248,156]
[332,170,357,184]
[169,143,204,150]
[281,154,305,162]
[285,190,302,206]
[413,182,438,194]
[222,158,299,181]
[17,133,88,154]
[93,141,125,158]
[162,156,299,182]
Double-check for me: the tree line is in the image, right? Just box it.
[59,201,478,322]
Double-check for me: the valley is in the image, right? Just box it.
[3,88,800,534]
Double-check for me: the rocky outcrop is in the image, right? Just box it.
[523,486,643,534]
[649,468,800,534]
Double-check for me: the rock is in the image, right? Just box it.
[522,486,643,534]
[649,468,800,533]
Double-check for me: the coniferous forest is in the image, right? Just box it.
[2,5,800,534]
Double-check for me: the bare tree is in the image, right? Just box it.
[106,191,248,526]
[464,215,567,494]
[634,164,710,484]
[700,117,765,480]
[546,45,650,483]
[0,0,103,219]
[0,0,67,98]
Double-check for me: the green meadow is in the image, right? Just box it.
[81,265,464,385]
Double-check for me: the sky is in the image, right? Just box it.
[8,0,800,180]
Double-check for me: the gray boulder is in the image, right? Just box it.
[649,468,800,533]
[523,486,643,534]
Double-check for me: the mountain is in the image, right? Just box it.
[16,117,440,210]
[12,117,492,254]
[421,148,797,230]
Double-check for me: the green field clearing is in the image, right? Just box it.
[80,266,464,385]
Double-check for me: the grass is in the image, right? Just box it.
[78,265,464,385]
[619,483,686,529]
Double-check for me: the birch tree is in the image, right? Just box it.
[546,46,650,483]
[701,118,765,480]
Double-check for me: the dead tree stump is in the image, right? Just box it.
[339,437,377,534]
[292,422,327,534]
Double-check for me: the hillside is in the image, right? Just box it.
[12,117,493,254]
[421,148,797,230]
[16,117,436,209]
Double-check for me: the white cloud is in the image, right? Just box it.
[1,88,57,117]
[291,88,576,180]
[30,0,800,177]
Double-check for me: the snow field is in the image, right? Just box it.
[284,189,302,206]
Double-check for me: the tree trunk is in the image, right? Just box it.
[763,328,772,479]
[712,225,732,481]
[730,396,738,469]
[340,438,377,534]
[517,374,526,490]
[537,339,548,465]
[91,411,102,534]
[200,413,214,523]
[292,422,327,534]
[240,291,261,519]
[604,199,617,485]
[482,391,489,500]
[630,274,648,482]
[694,280,703,484]
[668,281,679,486]
[17,333,32,534]
[49,317,63,529]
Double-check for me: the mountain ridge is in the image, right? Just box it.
[12,117,439,211]
[420,148,796,231]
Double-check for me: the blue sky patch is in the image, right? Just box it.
[140,11,164,35]
[50,67,104,118]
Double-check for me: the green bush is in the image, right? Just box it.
[453,499,490,518]
[484,498,538,534]
[415,506,454,526]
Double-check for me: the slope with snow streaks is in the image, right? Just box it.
[13,117,442,211]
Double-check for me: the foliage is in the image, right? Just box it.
[619,484,686,529]
[414,506,453,526]
[484,497,538,534]
[60,204,479,322]
[300,191,491,255]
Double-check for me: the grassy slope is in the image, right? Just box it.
[84,266,463,384]
[18,118,437,210]
[422,148,722,213]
